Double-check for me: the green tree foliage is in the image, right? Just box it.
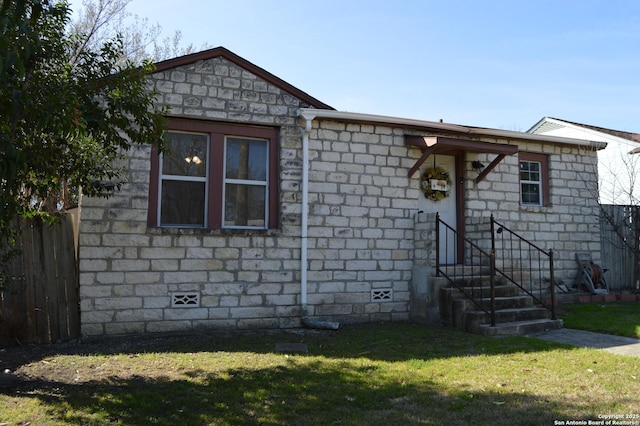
[0,0,167,254]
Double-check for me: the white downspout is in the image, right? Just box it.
[299,112,339,330]
[301,116,311,313]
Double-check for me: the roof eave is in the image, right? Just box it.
[531,117,640,146]
[299,109,607,150]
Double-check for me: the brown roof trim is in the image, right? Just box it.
[405,136,518,182]
[300,109,607,150]
[153,46,334,110]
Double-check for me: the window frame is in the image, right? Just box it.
[519,152,550,207]
[158,131,210,228]
[148,117,279,230]
[222,136,270,229]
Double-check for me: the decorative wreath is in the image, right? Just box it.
[420,166,452,201]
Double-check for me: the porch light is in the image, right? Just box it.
[471,160,485,171]
[185,155,202,164]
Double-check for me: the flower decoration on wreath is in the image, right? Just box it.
[420,166,452,201]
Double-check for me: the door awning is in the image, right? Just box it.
[405,136,518,183]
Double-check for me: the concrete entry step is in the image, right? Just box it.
[476,319,563,337]
[453,295,533,312]
[440,281,559,337]
[465,306,551,324]
[441,284,520,301]
[463,307,553,333]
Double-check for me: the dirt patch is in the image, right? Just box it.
[2,335,172,371]
[0,328,333,390]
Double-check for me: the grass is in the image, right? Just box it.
[560,301,640,338]
[1,322,640,425]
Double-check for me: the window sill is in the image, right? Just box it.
[147,226,280,237]
[519,204,550,211]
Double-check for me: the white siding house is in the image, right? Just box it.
[529,117,640,205]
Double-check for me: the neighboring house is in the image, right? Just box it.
[528,117,640,205]
[78,47,606,337]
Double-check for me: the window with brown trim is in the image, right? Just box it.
[148,118,279,229]
[519,152,549,207]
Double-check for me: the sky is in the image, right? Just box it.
[75,0,640,132]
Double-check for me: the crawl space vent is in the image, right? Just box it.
[371,289,392,302]
[171,292,200,308]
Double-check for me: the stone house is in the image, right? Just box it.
[78,47,606,337]
[529,117,640,205]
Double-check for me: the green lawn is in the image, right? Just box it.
[560,301,640,338]
[1,322,640,425]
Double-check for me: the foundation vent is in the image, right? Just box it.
[371,289,392,302]
[171,292,200,308]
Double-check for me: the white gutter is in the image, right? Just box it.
[300,108,471,133]
[298,108,608,150]
[299,113,339,330]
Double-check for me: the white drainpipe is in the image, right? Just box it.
[301,116,311,311]
[299,112,339,330]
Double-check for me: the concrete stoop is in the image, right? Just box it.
[478,318,564,337]
[440,283,563,337]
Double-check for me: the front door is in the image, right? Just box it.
[418,155,458,264]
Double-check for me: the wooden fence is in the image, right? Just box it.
[0,214,79,347]
[599,204,640,291]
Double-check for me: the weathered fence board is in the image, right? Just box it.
[0,214,79,347]
[599,204,639,291]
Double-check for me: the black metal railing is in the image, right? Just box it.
[436,213,556,326]
[491,216,556,320]
[436,213,498,326]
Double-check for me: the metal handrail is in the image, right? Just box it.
[491,215,556,320]
[436,213,497,326]
[436,214,556,326]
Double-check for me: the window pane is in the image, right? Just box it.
[224,184,266,227]
[521,183,541,205]
[520,161,541,182]
[225,138,267,181]
[520,158,544,206]
[163,132,208,177]
[161,180,206,226]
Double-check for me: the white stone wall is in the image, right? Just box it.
[78,57,416,336]
[464,140,601,282]
[303,121,416,322]
[78,55,601,337]
[79,57,309,336]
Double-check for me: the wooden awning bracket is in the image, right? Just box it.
[405,135,518,183]
[474,154,506,184]
[407,137,438,178]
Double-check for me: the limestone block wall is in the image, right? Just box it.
[79,56,311,336]
[78,57,415,337]
[464,140,601,284]
[302,120,416,323]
